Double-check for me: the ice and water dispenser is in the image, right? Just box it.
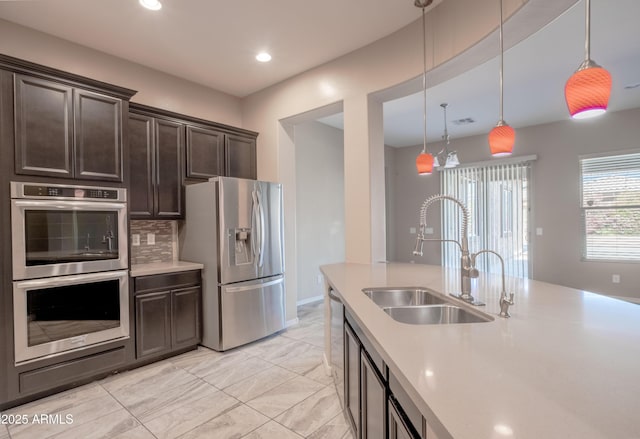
[232,227,253,265]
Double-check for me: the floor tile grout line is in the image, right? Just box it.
[98,381,160,439]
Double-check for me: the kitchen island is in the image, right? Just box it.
[321,262,640,439]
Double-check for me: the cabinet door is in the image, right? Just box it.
[345,323,361,438]
[14,75,73,177]
[225,134,256,180]
[135,291,171,359]
[74,89,123,181]
[388,398,421,439]
[185,125,224,179]
[128,113,155,218]
[171,286,201,349]
[361,352,386,439]
[155,118,185,218]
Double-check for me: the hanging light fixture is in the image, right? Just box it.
[564,0,612,119]
[436,103,460,169]
[488,0,515,157]
[415,0,435,175]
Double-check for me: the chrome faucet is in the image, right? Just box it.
[412,194,483,305]
[470,250,514,317]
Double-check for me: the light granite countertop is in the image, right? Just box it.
[320,262,640,439]
[130,260,204,277]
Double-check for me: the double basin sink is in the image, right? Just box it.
[362,287,493,325]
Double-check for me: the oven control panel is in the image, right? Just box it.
[12,182,126,202]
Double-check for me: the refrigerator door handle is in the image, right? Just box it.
[224,276,283,293]
[251,190,260,263]
[256,189,266,268]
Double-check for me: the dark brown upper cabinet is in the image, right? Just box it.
[226,133,257,180]
[185,127,257,181]
[185,125,224,179]
[14,74,125,182]
[129,111,184,219]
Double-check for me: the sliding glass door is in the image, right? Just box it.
[441,160,531,278]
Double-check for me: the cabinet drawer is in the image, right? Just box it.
[19,347,126,395]
[134,270,200,293]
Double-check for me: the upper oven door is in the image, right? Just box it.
[11,199,128,280]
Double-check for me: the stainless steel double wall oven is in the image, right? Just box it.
[10,182,129,364]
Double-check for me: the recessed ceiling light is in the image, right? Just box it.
[139,0,162,11]
[256,52,272,63]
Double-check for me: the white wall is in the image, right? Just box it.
[295,121,345,303]
[387,107,640,299]
[0,19,242,126]
[241,0,577,320]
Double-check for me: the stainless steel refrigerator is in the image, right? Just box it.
[179,177,285,351]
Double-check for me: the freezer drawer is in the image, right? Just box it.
[220,274,285,350]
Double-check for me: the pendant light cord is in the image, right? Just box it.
[421,6,428,154]
[499,0,504,122]
[584,0,591,61]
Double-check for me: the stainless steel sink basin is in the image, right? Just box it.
[362,287,447,307]
[383,305,492,325]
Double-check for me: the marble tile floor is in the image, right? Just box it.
[1,301,354,439]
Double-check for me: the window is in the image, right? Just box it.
[580,151,640,262]
[441,159,531,279]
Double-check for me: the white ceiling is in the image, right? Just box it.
[1,0,638,148]
[0,0,440,98]
[375,0,640,146]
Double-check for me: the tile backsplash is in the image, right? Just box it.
[129,220,177,265]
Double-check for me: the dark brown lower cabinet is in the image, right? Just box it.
[361,351,387,439]
[345,322,361,437]
[344,310,425,439]
[135,291,171,358]
[389,397,420,439]
[134,271,201,360]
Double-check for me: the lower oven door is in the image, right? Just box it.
[13,270,130,365]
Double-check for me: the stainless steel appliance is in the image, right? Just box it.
[10,182,129,364]
[11,182,128,280]
[180,177,285,351]
[13,271,129,364]
[328,287,345,407]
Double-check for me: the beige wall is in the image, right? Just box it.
[0,19,242,126]
[294,121,345,303]
[387,107,640,299]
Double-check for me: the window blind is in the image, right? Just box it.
[580,151,640,261]
[440,160,531,279]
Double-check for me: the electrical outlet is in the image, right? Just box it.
[612,274,621,284]
[147,233,155,245]
[425,227,434,235]
[536,227,543,236]
[132,234,140,246]
[316,274,323,285]
[409,227,417,234]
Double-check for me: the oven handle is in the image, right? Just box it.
[14,270,128,289]
[12,199,126,210]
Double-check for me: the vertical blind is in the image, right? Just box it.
[440,160,531,279]
[580,151,640,261]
